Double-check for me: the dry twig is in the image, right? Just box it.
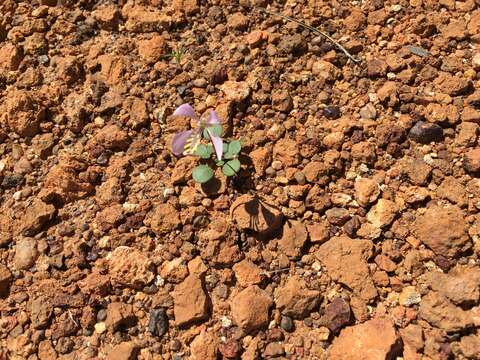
[257,7,361,64]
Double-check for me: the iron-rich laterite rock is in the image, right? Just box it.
[148,308,168,337]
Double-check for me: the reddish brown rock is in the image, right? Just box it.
[0,264,12,297]
[190,330,218,360]
[437,176,467,207]
[0,90,44,137]
[458,334,480,359]
[173,275,208,326]
[366,199,399,229]
[92,4,120,29]
[150,203,181,235]
[427,266,480,306]
[106,342,139,360]
[321,298,351,333]
[231,285,273,333]
[233,260,264,287]
[303,161,327,183]
[277,220,308,258]
[230,194,283,235]
[14,238,38,271]
[19,199,55,236]
[329,318,400,360]
[435,72,471,96]
[172,0,199,15]
[274,276,321,319]
[273,138,300,167]
[138,35,166,63]
[419,291,473,332]
[227,12,249,31]
[464,149,480,174]
[108,247,154,289]
[354,178,380,207]
[414,205,471,258]
[122,5,171,32]
[106,302,137,331]
[0,43,23,71]
[87,124,130,152]
[316,236,377,301]
[249,147,272,176]
[307,221,330,244]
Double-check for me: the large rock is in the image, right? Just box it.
[173,275,208,327]
[108,246,154,289]
[0,90,44,137]
[414,205,471,258]
[419,292,473,332]
[106,302,136,331]
[231,285,272,333]
[230,194,283,235]
[427,266,480,306]
[316,236,377,301]
[329,318,401,360]
[19,199,55,236]
[274,276,321,319]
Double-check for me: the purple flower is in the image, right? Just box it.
[171,104,223,160]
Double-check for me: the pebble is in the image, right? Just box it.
[399,286,421,307]
[280,316,294,332]
[148,308,168,337]
[408,121,443,144]
[323,105,341,119]
[94,322,107,334]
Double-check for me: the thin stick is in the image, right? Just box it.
[257,7,361,64]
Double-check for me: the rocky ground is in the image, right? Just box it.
[0,0,480,359]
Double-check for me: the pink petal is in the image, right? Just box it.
[172,130,193,156]
[206,110,220,124]
[173,104,197,119]
[207,129,223,161]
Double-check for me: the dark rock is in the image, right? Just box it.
[321,297,351,333]
[1,173,24,189]
[323,105,341,119]
[409,121,443,144]
[148,308,168,337]
[280,315,294,332]
[219,340,241,359]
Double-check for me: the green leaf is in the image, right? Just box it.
[223,143,229,154]
[228,140,241,155]
[216,160,225,166]
[195,144,212,159]
[222,159,241,177]
[203,124,222,139]
[192,165,214,183]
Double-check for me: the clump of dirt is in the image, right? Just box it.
[1,0,480,359]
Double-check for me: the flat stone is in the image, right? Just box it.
[231,285,273,333]
[173,275,208,327]
[274,276,321,319]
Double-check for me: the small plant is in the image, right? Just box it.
[172,104,242,184]
[167,45,185,64]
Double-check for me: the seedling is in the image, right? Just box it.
[171,104,242,184]
[166,46,185,64]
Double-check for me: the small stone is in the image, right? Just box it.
[272,90,293,113]
[263,342,285,357]
[218,340,241,359]
[231,285,273,333]
[409,121,443,144]
[323,106,341,119]
[277,220,308,258]
[419,292,472,332]
[106,302,136,331]
[148,308,168,337]
[173,275,208,327]
[280,316,294,332]
[329,318,401,359]
[321,298,351,333]
[355,178,380,207]
[94,322,107,334]
[190,330,218,359]
[109,247,155,289]
[366,199,399,228]
[399,286,421,306]
[274,276,321,319]
[414,205,471,258]
[232,260,264,287]
[106,342,139,360]
[0,264,12,296]
[359,103,377,119]
[20,199,56,236]
[325,208,350,226]
[150,203,181,235]
[14,238,38,270]
[307,221,330,244]
[464,149,480,175]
